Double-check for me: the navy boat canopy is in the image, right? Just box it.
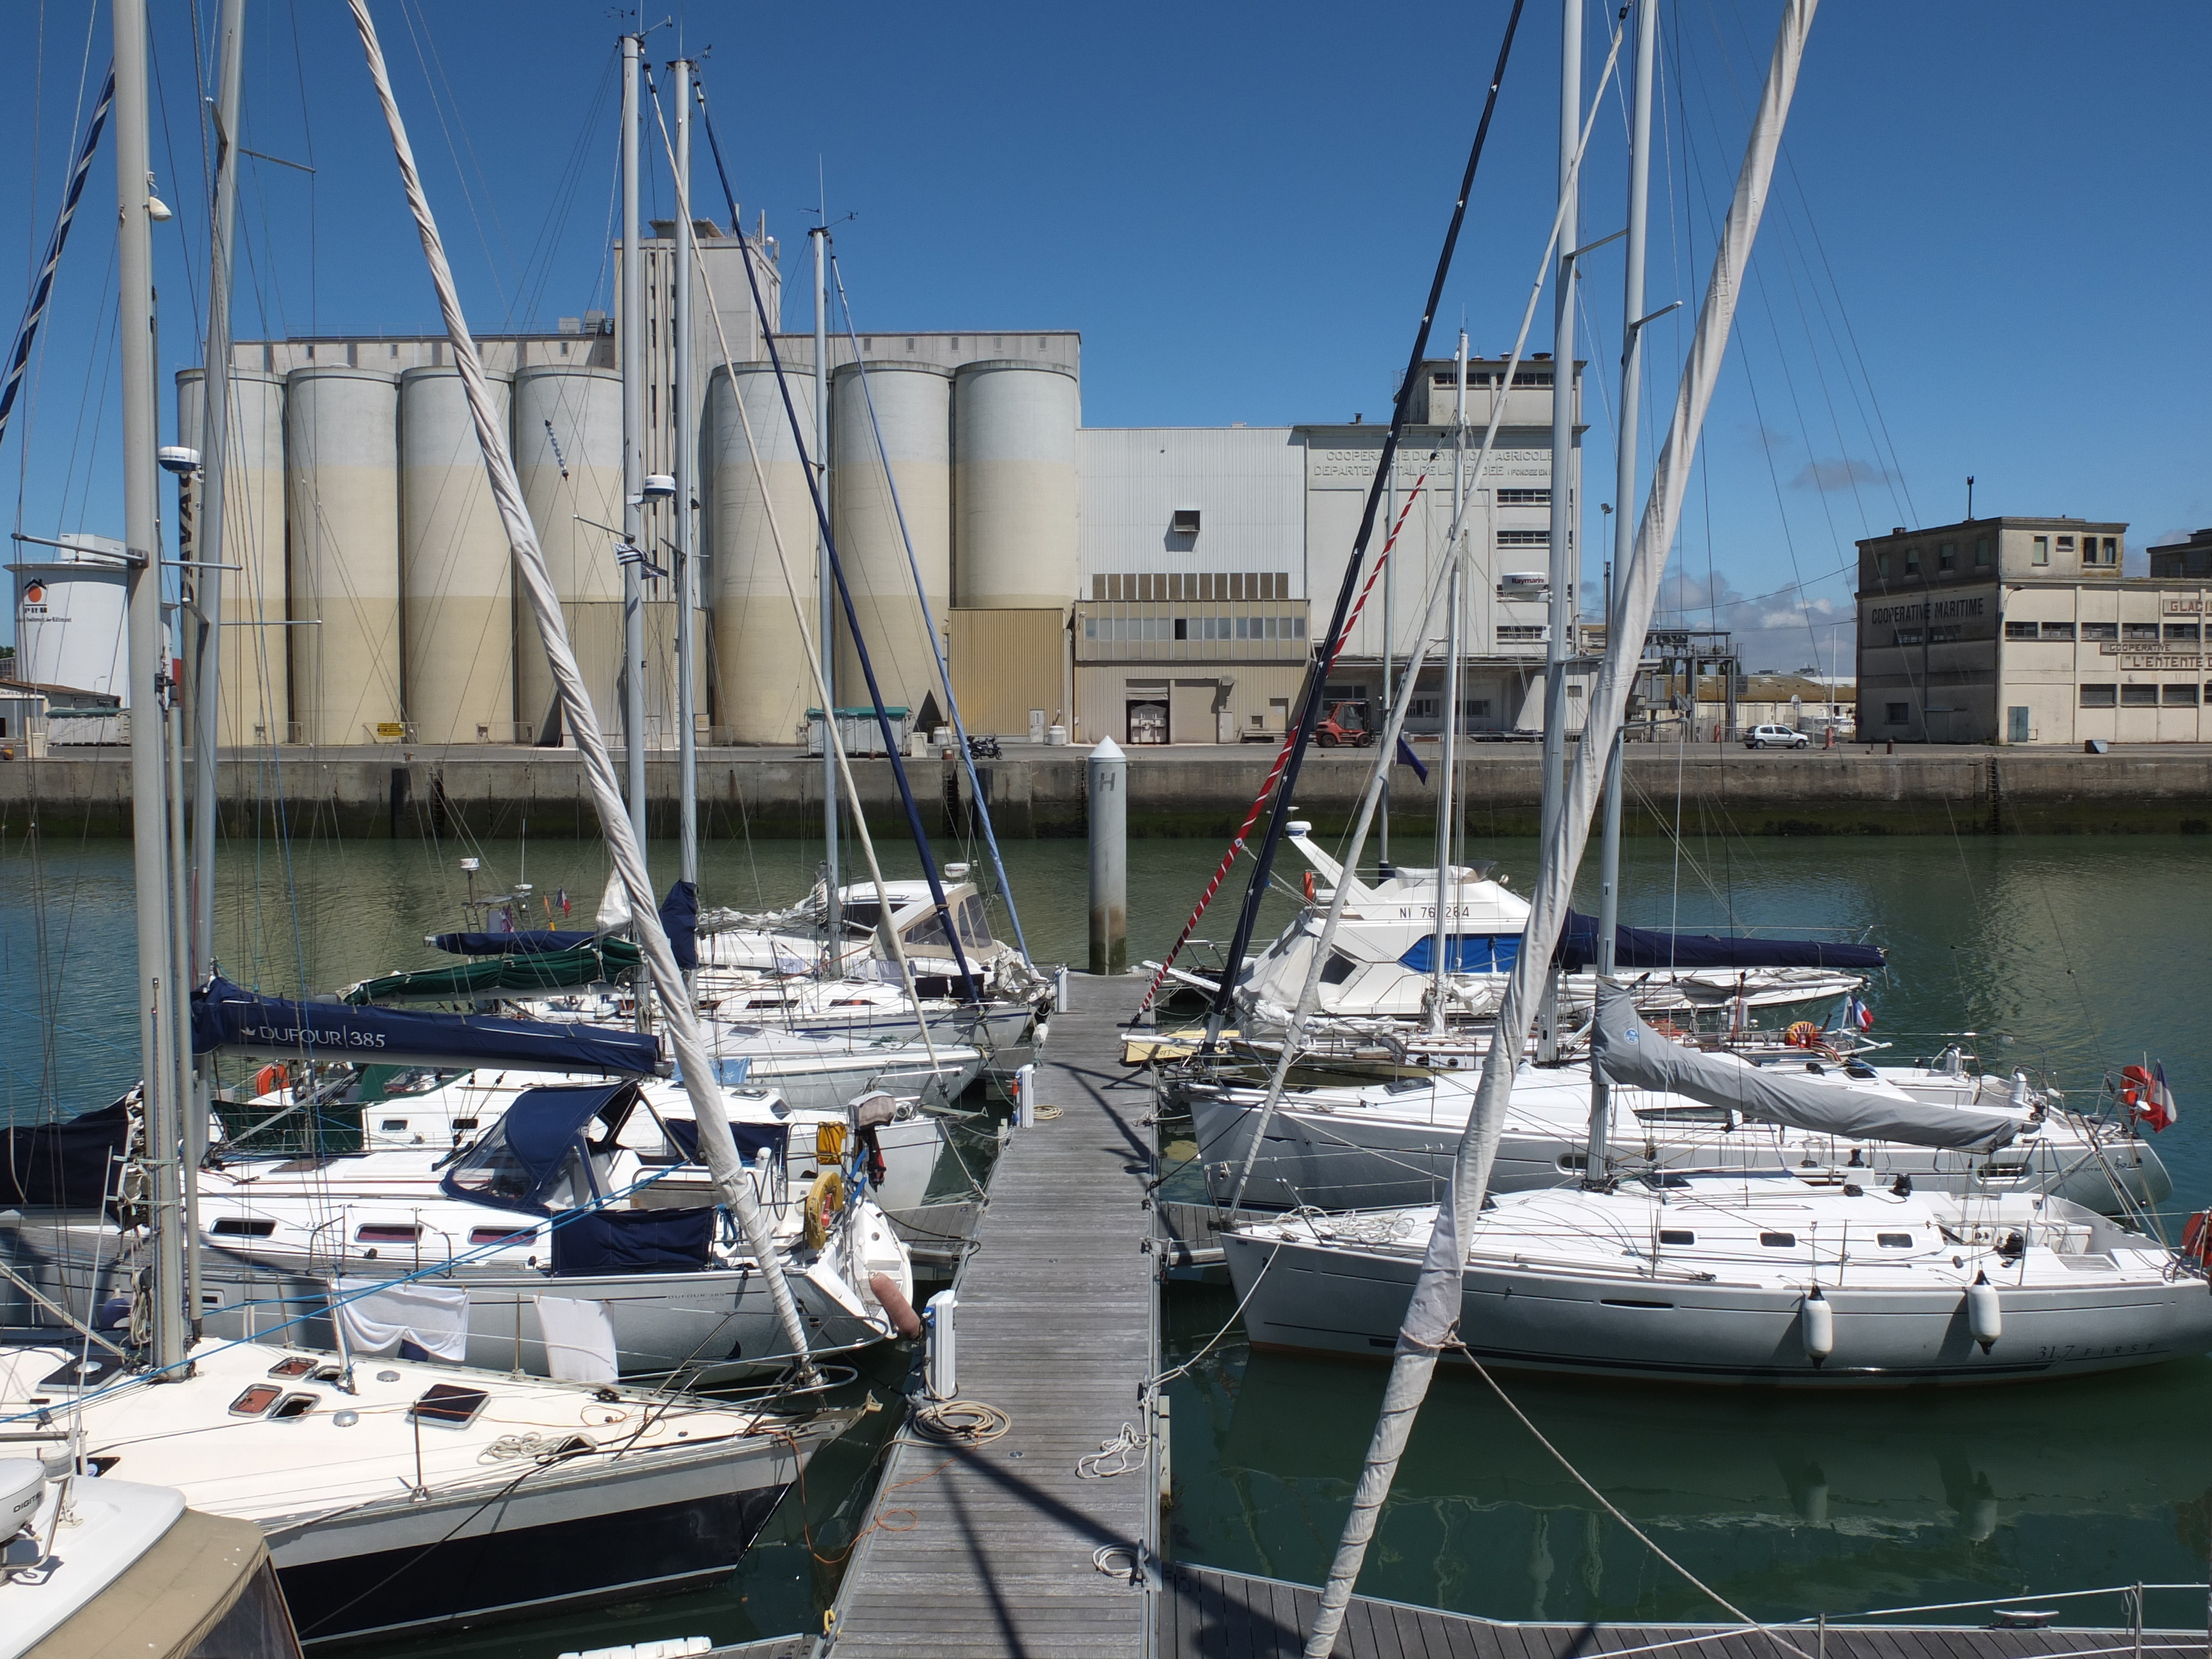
[191,975,661,1074]
[1554,911,1885,973]
[441,1081,632,1214]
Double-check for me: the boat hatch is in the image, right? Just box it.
[270,1392,317,1421]
[267,1356,317,1378]
[230,1384,284,1416]
[1877,1232,1914,1248]
[1758,1231,1797,1247]
[356,1223,422,1244]
[409,1384,490,1428]
[212,1217,278,1238]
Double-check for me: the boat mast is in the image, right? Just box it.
[812,220,840,969]
[187,0,246,1333]
[1380,457,1395,872]
[674,56,698,893]
[1428,332,1468,1032]
[620,32,648,852]
[1588,0,1657,1182]
[115,0,187,1375]
[1540,0,1580,854]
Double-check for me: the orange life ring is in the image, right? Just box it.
[1784,1022,1821,1050]
[253,1062,290,1097]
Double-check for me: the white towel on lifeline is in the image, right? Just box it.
[331,1277,472,1363]
[534,1295,619,1383]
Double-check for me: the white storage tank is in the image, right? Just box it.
[176,367,288,746]
[9,534,128,700]
[953,359,1078,611]
[400,366,513,745]
[705,362,817,745]
[831,360,950,719]
[514,366,624,745]
[285,367,401,745]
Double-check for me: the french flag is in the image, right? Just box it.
[2125,1062,2179,1132]
[1841,992,1872,1033]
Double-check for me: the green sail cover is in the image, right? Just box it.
[345,938,642,1004]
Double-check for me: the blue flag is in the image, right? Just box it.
[1395,734,1430,783]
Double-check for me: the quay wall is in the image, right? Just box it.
[2,745,2210,839]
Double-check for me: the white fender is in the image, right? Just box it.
[1966,1273,2002,1350]
[1799,1286,1834,1364]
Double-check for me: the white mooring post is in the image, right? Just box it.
[1088,737,1128,975]
[924,1288,957,1399]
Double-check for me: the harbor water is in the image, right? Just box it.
[4,828,2210,1650]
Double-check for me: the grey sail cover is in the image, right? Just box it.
[1592,982,2019,1152]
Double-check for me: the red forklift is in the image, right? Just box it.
[1313,699,1376,748]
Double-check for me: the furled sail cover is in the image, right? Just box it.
[428,930,641,959]
[192,975,660,1074]
[1592,982,2018,1152]
[1556,911,1884,972]
[345,940,641,1004]
[660,879,700,973]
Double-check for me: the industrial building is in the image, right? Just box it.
[1855,515,2212,744]
[165,211,1583,752]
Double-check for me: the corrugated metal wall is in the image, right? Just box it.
[948,608,1067,737]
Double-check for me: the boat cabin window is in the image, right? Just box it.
[1321,951,1359,985]
[957,896,994,949]
[1657,1229,1694,1245]
[408,1384,490,1428]
[471,1225,536,1246]
[212,1217,277,1238]
[841,901,883,933]
[355,1223,423,1245]
[1877,1232,1914,1248]
[380,1119,409,1132]
[1757,1231,1797,1248]
[905,909,951,948]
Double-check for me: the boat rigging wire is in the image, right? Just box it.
[1198,0,1532,1051]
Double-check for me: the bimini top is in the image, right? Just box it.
[191,975,661,1076]
[440,1081,632,1213]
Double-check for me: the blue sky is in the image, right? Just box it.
[3,1,2206,674]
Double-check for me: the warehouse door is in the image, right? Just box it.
[1126,701,1168,744]
[2007,706,2030,744]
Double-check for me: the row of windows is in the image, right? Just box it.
[1406,697,1496,720]
[2005,621,2199,642]
[1428,370,1554,388]
[1892,626,1962,646]
[1082,614,1307,642]
[1497,624,1548,642]
[1093,572,1291,602]
[1875,533,2121,577]
[2080,684,2211,708]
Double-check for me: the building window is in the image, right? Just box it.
[2080,684,2117,708]
[2097,536,2119,565]
[2121,684,2159,707]
[1462,698,1492,719]
[1496,530,1551,546]
[2057,535,2076,552]
[2166,623,2201,643]
[1974,537,1991,567]
[1928,625,1962,644]
[1876,552,1890,578]
[2164,683,2200,706]
[1885,702,1911,725]
[2124,622,2160,641]
[1904,547,1921,575]
[2004,620,2038,640]
[1938,542,1956,570]
[2039,622,2076,641]
[1497,624,1546,641]
[1496,488,1550,505]
[2080,622,2118,641]
[1408,697,1439,719]
[1893,628,1924,646]
[2033,536,2049,565]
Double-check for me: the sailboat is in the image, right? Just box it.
[1,9,855,1639]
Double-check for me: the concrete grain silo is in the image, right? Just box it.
[285,367,401,745]
[830,360,950,720]
[705,362,816,745]
[400,366,513,745]
[513,366,623,745]
[953,359,1078,609]
[175,366,287,745]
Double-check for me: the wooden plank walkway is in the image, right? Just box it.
[828,972,1155,1658]
[1162,1566,2203,1659]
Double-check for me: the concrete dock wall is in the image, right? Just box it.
[3,745,2210,839]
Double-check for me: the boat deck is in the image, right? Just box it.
[827,972,1155,1658]
[1164,1566,2203,1659]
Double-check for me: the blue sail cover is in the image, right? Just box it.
[659,879,699,973]
[191,975,660,1074]
[1555,911,1885,973]
[429,930,603,956]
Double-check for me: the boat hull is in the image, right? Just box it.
[1188,1091,2169,1218]
[1222,1229,2212,1386]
